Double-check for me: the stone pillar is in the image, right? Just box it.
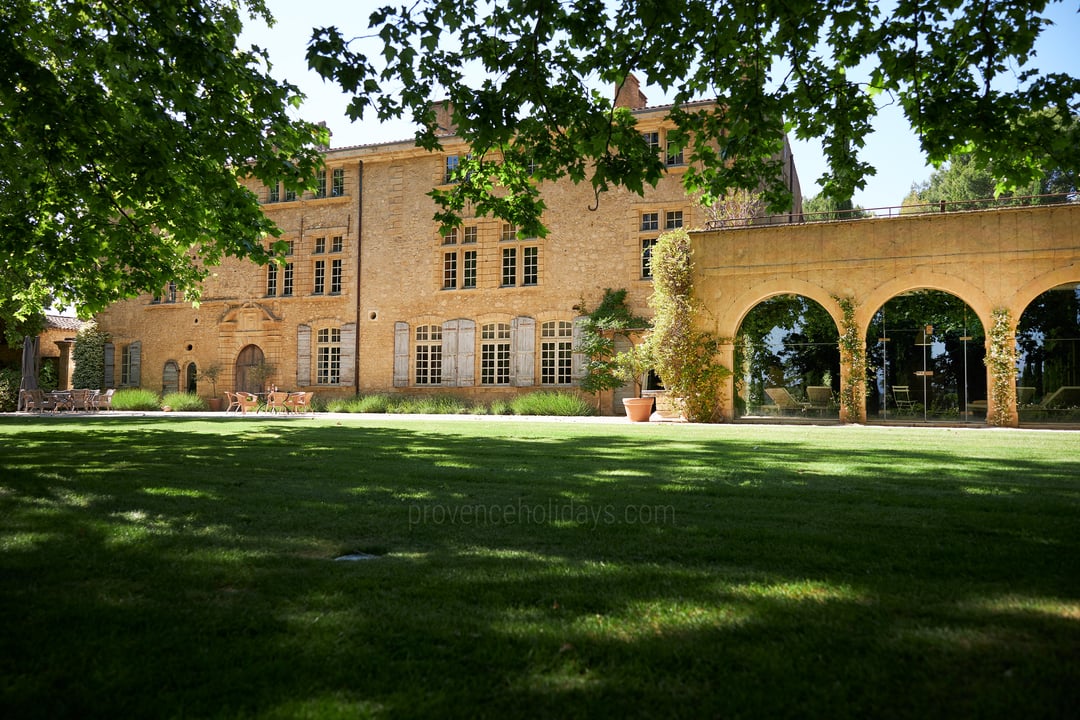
[55,340,75,390]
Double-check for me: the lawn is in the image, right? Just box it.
[1,416,1078,719]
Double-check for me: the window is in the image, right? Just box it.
[443,252,457,289]
[315,170,327,198]
[314,237,326,254]
[463,226,478,244]
[641,212,659,231]
[120,345,132,386]
[541,321,573,385]
[154,281,177,304]
[268,183,280,203]
[443,227,458,245]
[282,262,294,297]
[665,210,683,229]
[523,246,538,286]
[316,328,342,384]
[444,154,460,184]
[666,140,684,166]
[642,238,657,278]
[313,259,326,295]
[502,247,517,286]
[500,223,518,242]
[331,235,343,253]
[642,131,660,152]
[285,187,296,202]
[331,168,345,197]
[463,250,477,289]
[266,263,278,296]
[415,325,442,385]
[481,323,511,385]
[330,259,342,294]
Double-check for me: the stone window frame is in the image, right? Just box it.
[414,324,443,385]
[313,259,326,295]
[316,327,342,385]
[330,259,343,295]
[481,322,512,385]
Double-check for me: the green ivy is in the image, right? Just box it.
[834,296,865,423]
[648,229,731,422]
[985,308,1017,427]
[576,288,650,396]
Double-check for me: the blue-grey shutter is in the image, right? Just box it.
[456,319,475,386]
[393,322,409,387]
[339,323,356,387]
[297,325,312,386]
[572,316,587,382]
[103,343,115,389]
[511,316,535,387]
[129,341,141,387]
[441,319,458,386]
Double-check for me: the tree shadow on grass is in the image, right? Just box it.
[1,418,1078,718]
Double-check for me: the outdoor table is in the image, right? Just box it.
[48,391,74,412]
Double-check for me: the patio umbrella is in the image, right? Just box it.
[19,336,39,410]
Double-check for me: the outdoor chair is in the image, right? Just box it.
[283,391,313,414]
[806,386,833,415]
[265,391,289,414]
[22,388,50,413]
[224,391,241,413]
[765,387,810,415]
[892,386,917,412]
[237,392,261,415]
[69,389,91,411]
[94,388,115,411]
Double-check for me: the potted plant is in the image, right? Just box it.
[612,340,656,422]
[197,362,224,411]
[248,360,276,393]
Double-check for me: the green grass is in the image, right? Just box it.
[109,387,162,410]
[1,417,1078,718]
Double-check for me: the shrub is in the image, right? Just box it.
[389,395,472,414]
[161,392,208,411]
[71,323,109,390]
[489,399,514,415]
[110,388,162,411]
[510,391,595,416]
[0,366,21,412]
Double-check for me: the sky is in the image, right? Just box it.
[240,1,1080,211]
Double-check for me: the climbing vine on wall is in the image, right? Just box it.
[648,229,731,422]
[985,307,1017,427]
[835,296,865,423]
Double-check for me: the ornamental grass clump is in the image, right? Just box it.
[109,388,162,411]
[509,391,595,416]
[161,392,208,412]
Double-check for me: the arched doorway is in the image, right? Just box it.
[185,362,197,394]
[867,290,985,422]
[235,345,266,394]
[734,294,840,421]
[1017,282,1080,425]
[162,361,180,394]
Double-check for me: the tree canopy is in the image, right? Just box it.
[307,0,1079,237]
[0,0,327,328]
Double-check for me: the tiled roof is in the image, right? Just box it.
[45,315,86,331]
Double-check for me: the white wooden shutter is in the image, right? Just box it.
[393,322,409,387]
[511,316,535,387]
[339,323,356,387]
[296,324,312,386]
[456,319,475,386]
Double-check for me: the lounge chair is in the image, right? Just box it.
[892,386,917,412]
[765,387,810,415]
[806,386,833,414]
[1040,386,1080,410]
[1016,386,1036,405]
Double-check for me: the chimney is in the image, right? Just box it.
[614,73,648,110]
[431,100,457,136]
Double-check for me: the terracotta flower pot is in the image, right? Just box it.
[207,397,224,412]
[622,396,654,422]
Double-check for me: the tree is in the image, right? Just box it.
[0,0,327,328]
[802,193,872,220]
[307,1,1079,237]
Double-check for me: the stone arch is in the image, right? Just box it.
[1010,263,1080,321]
[719,279,841,339]
[235,344,266,394]
[859,272,994,343]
